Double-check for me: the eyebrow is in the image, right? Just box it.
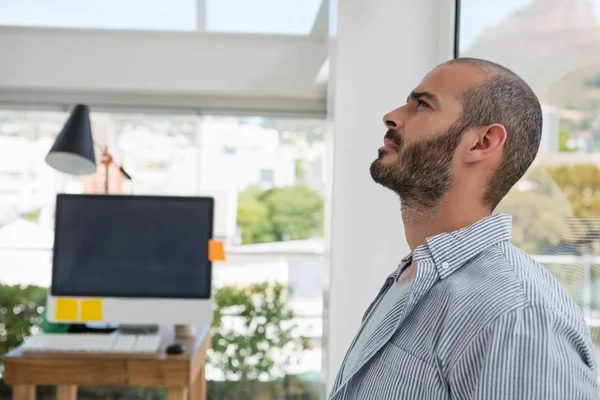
[406,91,440,108]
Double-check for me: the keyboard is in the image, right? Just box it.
[21,333,162,355]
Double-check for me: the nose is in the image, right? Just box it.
[383,108,403,129]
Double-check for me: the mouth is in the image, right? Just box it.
[379,137,399,153]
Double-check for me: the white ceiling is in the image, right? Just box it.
[0,0,329,116]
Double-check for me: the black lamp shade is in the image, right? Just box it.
[45,104,96,175]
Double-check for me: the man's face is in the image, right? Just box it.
[370,64,484,210]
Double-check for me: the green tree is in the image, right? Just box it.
[237,185,324,244]
[262,185,323,241]
[497,164,600,254]
[294,159,305,181]
[559,127,577,153]
[208,282,310,399]
[0,283,47,361]
[495,166,596,304]
[546,164,600,219]
[237,186,277,244]
[546,164,600,252]
[497,187,569,254]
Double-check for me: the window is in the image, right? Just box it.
[0,109,326,398]
[0,0,326,35]
[0,0,197,31]
[206,0,323,35]
[93,112,201,196]
[260,168,276,186]
[458,0,600,375]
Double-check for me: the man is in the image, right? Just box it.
[329,58,599,400]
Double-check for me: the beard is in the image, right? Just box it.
[370,123,466,212]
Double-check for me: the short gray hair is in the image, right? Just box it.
[445,57,543,209]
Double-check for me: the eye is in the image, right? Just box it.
[417,99,429,109]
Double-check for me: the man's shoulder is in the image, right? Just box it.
[433,242,584,334]
[423,242,589,365]
[492,242,583,314]
[428,244,527,330]
[449,242,573,304]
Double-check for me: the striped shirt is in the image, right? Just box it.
[329,214,599,400]
[343,279,413,380]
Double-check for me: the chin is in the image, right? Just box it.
[371,151,398,174]
[379,151,398,165]
[370,158,394,184]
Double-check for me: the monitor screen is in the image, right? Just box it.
[51,194,214,299]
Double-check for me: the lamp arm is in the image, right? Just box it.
[92,141,132,181]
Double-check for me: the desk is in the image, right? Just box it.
[4,325,210,400]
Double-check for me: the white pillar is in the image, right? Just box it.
[323,0,456,395]
[196,0,206,31]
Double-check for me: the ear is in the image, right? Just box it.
[464,124,507,163]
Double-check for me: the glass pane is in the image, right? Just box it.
[0,108,66,256]
[206,0,323,35]
[0,109,202,288]
[459,0,600,377]
[200,115,325,396]
[88,112,201,195]
[0,109,326,399]
[0,0,197,31]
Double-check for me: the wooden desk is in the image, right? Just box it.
[4,325,210,400]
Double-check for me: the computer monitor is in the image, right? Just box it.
[46,194,214,326]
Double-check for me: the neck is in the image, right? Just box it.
[401,191,491,252]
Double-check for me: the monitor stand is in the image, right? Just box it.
[175,324,196,338]
[118,324,160,335]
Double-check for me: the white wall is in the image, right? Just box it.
[0,26,327,116]
[323,0,455,394]
[540,105,560,153]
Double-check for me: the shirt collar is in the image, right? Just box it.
[393,213,512,280]
[389,254,413,280]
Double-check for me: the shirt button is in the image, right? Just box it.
[441,262,450,269]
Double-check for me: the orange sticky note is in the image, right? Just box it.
[55,298,78,321]
[208,239,225,261]
[81,299,103,321]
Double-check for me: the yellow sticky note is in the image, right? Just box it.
[208,239,225,261]
[55,298,78,321]
[80,299,103,321]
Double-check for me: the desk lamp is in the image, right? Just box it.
[45,104,131,193]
